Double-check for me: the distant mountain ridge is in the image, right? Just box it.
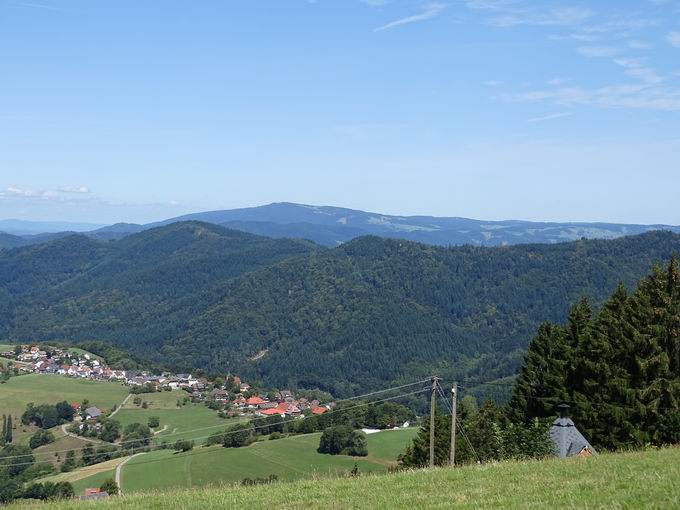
[2,202,680,249]
[150,203,680,247]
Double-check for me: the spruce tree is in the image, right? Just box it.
[508,322,570,422]
[5,415,12,443]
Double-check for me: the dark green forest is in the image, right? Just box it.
[509,258,680,449]
[2,222,680,396]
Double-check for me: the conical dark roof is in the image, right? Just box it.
[549,415,597,458]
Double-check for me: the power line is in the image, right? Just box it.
[435,382,481,465]
[2,378,432,461]
[0,387,430,469]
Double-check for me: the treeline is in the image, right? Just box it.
[508,258,680,450]
[0,444,73,504]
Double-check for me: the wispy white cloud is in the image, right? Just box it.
[614,57,663,84]
[628,39,652,49]
[5,186,39,197]
[465,1,594,28]
[58,185,90,194]
[17,2,68,12]
[486,7,594,28]
[668,32,680,48]
[512,83,680,112]
[360,0,391,6]
[527,112,573,123]
[576,45,620,58]
[373,2,447,32]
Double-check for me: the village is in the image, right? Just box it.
[1,344,332,420]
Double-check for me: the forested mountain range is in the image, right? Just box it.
[2,202,680,249]
[2,222,680,396]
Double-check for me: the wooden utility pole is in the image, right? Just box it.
[429,377,439,468]
[450,382,457,466]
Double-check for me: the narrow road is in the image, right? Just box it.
[114,452,146,494]
[61,424,105,444]
[109,394,132,418]
[153,425,168,436]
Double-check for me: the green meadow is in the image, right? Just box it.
[112,389,245,444]
[0,374,128,443]
[12,447,680,509]
[67,428,417,493]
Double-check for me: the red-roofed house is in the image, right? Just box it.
[259,408,285,416]
[246,396,266,407]
[311,406,327,415]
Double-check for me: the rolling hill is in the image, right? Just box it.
[3,223,680,395]
[4,202,680,249]
[152,202,680,247]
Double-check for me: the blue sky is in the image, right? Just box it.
[1,0,679,224]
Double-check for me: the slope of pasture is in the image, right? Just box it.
[32,428,93,469]
[12,447,680,510]
[118,429,417,492]
[0,374,128,443]
[112,390,242,444]
[36,458,121,495]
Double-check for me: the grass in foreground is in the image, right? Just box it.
[11,447,680,509]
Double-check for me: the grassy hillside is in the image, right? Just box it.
[13,447,680,509]
[0,374,128,443]
[47,429,417,493]
[112,390,243,444]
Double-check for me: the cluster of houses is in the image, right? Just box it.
[2,345,333,420]
[1,345,127,380]
[210,388,330,418]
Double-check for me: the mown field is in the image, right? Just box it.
[60,428,417,494]
[112,390,237,444]
[0,374,128,443]
[12,447,680,509]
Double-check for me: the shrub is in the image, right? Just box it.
[29,429,55,449]
[100,478,119,496]
[173,440,195,452]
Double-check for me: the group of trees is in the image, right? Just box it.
[0,443,73,504]
[21,402,74,429]
[69,416,121,443]
[400,258,680,467]
[398,398,555,468]
[318,426,367,456]
[121,422,152,450]
[28,429,55,449]
[508,259,680,450]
